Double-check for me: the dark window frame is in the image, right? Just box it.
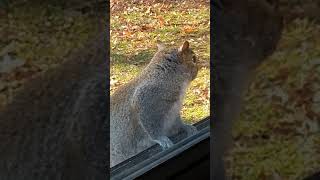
[110,117,210,180]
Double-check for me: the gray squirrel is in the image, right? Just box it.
[211,0,283,179]
[110,41,198,167]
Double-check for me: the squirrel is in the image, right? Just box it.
[211,0,283,179]
[0,31,108,180]
[110,41,199,167]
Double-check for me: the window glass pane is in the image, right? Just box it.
[110,0,210,168]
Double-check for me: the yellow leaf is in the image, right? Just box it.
[182,26,195,33]
[123,30,133,37]
[157,16,165,27]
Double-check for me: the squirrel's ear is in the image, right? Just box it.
[178,41,189,52]
[157,40,165,51]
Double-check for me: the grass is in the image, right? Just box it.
[229,18,320,179]
[0,2,98,107]
[110,1,210,124]
[4,1,319,179]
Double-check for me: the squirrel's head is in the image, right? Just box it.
[177,41,198,80]
[155,41,198,80]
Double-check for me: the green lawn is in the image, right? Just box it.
[3,1,319,179]
[110,1,210,124]
[0,2,98,107]
[228,18,320,180]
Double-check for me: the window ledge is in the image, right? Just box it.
[110,117,210,180]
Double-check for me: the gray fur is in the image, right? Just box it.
[110,42,198,167]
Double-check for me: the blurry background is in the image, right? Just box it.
[228,0,320,179]
[0,0,104,108]
[2,0,319,179]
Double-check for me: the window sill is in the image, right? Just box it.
[110,117,210,180]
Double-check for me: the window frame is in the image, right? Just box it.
[110,117,210,180]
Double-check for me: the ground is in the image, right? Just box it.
[0,0,319,179]
[229,12,320,180]
[0,1,99,108]
[110,0,210,123]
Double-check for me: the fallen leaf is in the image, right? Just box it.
[122,30,133,37]
[157,15,165,27]
[182,25,196,34]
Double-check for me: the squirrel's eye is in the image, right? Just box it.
[192,56,196,63]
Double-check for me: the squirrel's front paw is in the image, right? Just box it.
[184,124,198,136]
[154,136,173,150]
